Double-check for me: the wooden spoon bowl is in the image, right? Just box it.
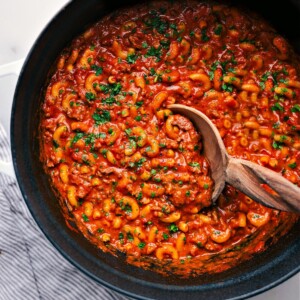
[169,104,300,213]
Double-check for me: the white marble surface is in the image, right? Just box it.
[0,0,299,299]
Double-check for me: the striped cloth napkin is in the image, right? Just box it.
[0,123,127,300]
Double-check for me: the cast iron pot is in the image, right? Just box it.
[11,0,300,299]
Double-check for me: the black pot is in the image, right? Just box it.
[11,0,300,299]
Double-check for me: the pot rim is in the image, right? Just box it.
[10,0,300,299]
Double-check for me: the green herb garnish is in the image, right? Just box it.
[168,224,179,233]
[91,64,103,76]
[92,110,111,124]
[85,92,96,101]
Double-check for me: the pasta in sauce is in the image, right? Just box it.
[41,0,299,277]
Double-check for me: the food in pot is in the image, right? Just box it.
[40,0,299,277]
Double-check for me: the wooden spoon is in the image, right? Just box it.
[169,104,300,213]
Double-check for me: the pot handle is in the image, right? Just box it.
[0,161,15,178]
[0,59,25,179]
[0,59,24,77]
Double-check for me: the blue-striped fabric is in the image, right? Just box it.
[0,123,129,300]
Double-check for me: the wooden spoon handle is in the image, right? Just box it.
[225,158,300,213]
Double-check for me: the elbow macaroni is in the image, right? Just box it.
[40,1,299,274]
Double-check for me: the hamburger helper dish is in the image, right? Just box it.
[41,0,299,276]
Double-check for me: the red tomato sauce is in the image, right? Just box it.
[40,0,299,277]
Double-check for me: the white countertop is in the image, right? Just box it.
[0,1,299,299]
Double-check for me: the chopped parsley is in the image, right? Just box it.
[150,68,156,76]
[162,232,169,240]
[85,92,96,101]
[99,84,110,94]
[168,224,179,233]
[282,68,289,75]
[271,103,284,112]
[211,61,220,71]
[222,83,234,93]
[128,139,137,150]
[126,53,138,64]
[170,23,177,31]
[52,140,59,149]
[136,192,143,201]
[239,38,255,44]
[138,242,146,249]
[188,162,200,168]
[82,214,89,222]
[279,78,288,84]
[201,28,210,42]
[145,46,162,62]
[213,229,221,235]
[291,104,300,113]
[252,214,262,220]
[102,96,117,106]
[71,132,105,149]
[214,24,222,35]
[160,40,170,49]
[92,110,111,124]
[196,242,203,248]
[150,169,157,176]
[142,41,148,48]
[145,146,151,152]
[101,149,108,157]
[133,101,143,109]
[71,132,84,146]
[144,11,169,34]
[129,157,147,169]
[259,82,265,90]
[262,69,289,85]
[261,71,271,82]
[203,184,209,190]
[127,232,134,242]
[100,82,122,96]
[150,68,162,82]
[208,71,214,81]
[121,204,132,213]
[112,181,118,192]
[272,141,283,150]
[84,133,105,147]
[288,162,297,169]
[91,64,103,76]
